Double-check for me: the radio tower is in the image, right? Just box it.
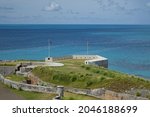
[48,39,51,57]
[87,40,89,55]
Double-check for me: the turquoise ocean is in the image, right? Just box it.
[0,24,150,78]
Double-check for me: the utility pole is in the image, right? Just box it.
[48,40,51,57]
[87,40,89,55]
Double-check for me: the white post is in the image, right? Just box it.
[57,86,64,99]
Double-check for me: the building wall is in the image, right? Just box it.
[86,60,108,68]
[45,57,53,62]
[73,55,108,68]
[72,55,98,60]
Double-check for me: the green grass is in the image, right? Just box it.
[11,90,99,100]
[32,59,150,93]
[63,92,99,100]
[0,62,16,66]
[11,90,57,100]
[6,75,26,82]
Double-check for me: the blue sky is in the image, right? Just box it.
[0,0,150,24]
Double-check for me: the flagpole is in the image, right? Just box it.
[48,39,51,57]
[87,41,89,55]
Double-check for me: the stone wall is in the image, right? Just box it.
[0,66,16,76]
[65,87,148,100]
[0,74,148,100]
[0,74,56,93]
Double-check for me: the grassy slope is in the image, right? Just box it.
[63,92,99,100]
[32,59,150,92]
[3,59,150,99]
[6,75,27,82]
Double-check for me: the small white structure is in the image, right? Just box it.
[45,57,53,62]
[73,55,108,68]
[45,62,64,67]
[45,57,64,67]
[85,57,108,68]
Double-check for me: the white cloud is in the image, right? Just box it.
[44,2,61,12]
[146,2,150,7]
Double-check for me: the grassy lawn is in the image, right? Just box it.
[4,59,150,99]
[6,74,27,82]
[11,89,57,100]
[0,62,16,66]
[32,59,150,92]
[63,92,99,100]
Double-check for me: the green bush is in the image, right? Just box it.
[99,76,106,82]
[19,87,23,91]
[92,69,100,73]
[80,74,84,78]
[136,92,141,97]
[86,81,93,87]
[85,66,90,70]
[70,75,77,82]
[80,65,85,68]
[32,63,150,92]
[103,72,108,76]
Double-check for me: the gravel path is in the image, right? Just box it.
[0,83,24,100]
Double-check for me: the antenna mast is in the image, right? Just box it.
[48,39,51,57]
[87,40,89,55]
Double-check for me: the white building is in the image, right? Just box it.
[73,55,108,68]
[45,57,53,62]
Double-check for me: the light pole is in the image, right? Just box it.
[48,40,52,57]
[87,41,89,55]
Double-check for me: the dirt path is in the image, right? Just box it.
[0,83,24,100]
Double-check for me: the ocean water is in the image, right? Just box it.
[0,24,150,78]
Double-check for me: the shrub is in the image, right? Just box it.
[70,75,77,82]
[136,92,141,97]
[103,72,108,76]
[92,69,100,73]
[86,81,93,87]
[146,95,150,99]
[70,72,74,74]
[19,87,23,91]
[85,66,90,70]
[80,74,84,78]
[78,76,86,81]
[107,72,116,78]
[85,73,92,77]
[80,65,85,68]
[98,76,106,82]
